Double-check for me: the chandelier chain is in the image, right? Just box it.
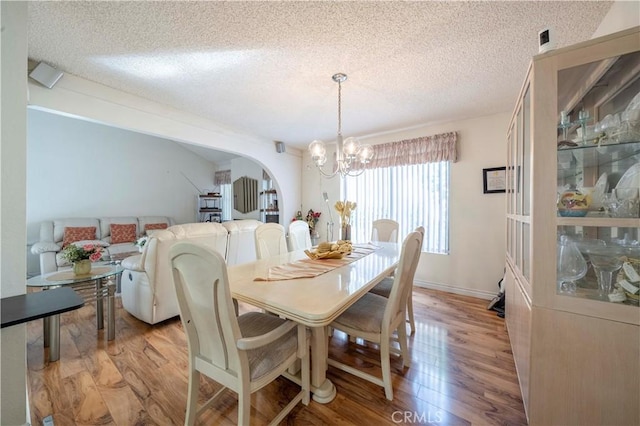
[337,80,342,135]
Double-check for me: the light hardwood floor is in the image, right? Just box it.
[26,288,527,425]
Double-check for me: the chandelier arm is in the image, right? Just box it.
[344,166,368,178]
[315,163,340,178]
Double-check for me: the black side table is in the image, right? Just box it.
[1,287,84,361]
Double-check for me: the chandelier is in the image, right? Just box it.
[308,73,374,178]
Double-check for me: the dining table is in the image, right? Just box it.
[227,241,400,403]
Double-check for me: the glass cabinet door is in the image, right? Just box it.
[507,80,533,282]
[556,50,640,308]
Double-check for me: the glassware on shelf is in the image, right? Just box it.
[573,109,592,145]
[558,110,572,145]
[615,187,639,217]
[557,236,588,294]
[604,188,640,218]
[596,113,622,144]
[584,247,624,301]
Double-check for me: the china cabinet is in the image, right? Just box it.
[198,193,222,222]
[505,27,639,425]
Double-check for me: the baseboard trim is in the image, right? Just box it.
[414,279,495,301]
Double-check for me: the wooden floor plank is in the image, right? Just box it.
[26,288,526,425]
[62,371,113,425]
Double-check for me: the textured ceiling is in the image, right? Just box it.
[27,1,613,152]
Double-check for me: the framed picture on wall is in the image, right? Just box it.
[483,167,506,194]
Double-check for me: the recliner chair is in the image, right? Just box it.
[120,223,228,324]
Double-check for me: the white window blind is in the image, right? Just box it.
[220,183,232,221]
[215,169,232,221]
[343,161,450,254]
[343,132,455,254]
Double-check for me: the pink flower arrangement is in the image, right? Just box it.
[60,243,104,263]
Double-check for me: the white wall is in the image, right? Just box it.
[302,112,510,299]
[411,113,509,298]
[26,109,224,275]
[592,1,640,39]
[27,75,303,230]
[1,2,29,424]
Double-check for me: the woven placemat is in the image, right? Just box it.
[46,266,113,282]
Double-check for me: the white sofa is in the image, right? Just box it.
[221,219,262,265]
[30,216,175,274]
[120,221,260,325]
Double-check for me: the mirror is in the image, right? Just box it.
[233,176,258,213]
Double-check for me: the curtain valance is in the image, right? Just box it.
[214,169,231,185]
[355,131,457,170]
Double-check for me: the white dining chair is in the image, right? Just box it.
[288,220,312,251]
[371,219,399,243]
[255,222,288,259]
[328,230,422,400]
[369,226,424,335]
[169,242,309,426]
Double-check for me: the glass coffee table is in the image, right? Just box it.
[27,263,123,361]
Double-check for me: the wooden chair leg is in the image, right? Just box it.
[380,339,393,401]
[397,322,410,368]
[238,379,251,426]
[407,290,416,335]
[185,368,200,426]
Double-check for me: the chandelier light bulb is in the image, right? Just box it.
[308,140,326,162]
[342,137,361,159]
[358,144,374,163]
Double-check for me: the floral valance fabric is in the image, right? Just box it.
[214,169,231,185]
[354,131,457,170]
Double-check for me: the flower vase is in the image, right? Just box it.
[73,259,91,276]
[341,224,351,241]
[311,230,320,246]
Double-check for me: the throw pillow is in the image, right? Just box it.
[110,223,137,244]
[144,222,168,232]
[62,227,97,248]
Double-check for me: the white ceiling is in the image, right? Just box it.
[27,1,613,157]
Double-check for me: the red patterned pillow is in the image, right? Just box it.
[62,227,97,248]
[144,223,168,232]
[110,223,137,244]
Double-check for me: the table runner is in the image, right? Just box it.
[254,244,379,281]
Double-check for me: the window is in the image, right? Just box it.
[343,161,450,254]
[339,131,457,254]
[220,183,232,221]
[215,169,232,221]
